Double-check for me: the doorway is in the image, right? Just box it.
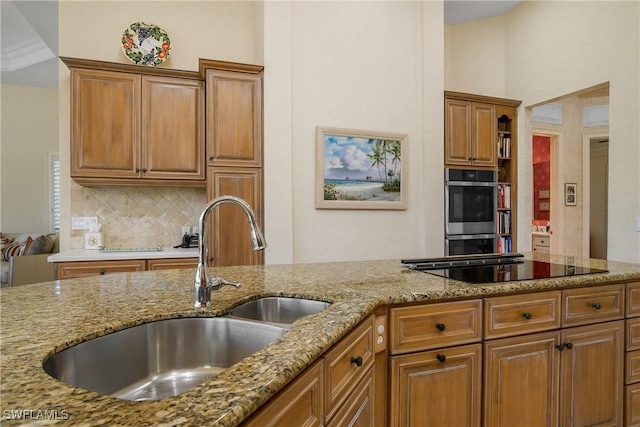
[586,135,609,259]
[531,132,563,255]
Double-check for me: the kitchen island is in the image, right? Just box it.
[1,253,639,426]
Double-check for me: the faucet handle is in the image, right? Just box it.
[209,277,241,291]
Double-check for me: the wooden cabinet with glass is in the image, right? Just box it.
[62,57,205,187]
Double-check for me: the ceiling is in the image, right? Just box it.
[0,0,522,89]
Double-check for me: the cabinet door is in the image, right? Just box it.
[141,76,205,181]
[484,331,560,427]
[445,99,472,166]
[559,321,624,427]
[241,360,324,427]
[206,69,262,168]
[207,167,263,267]
[470,103,496,167]
[70,69,140,178]
[390,343,481,427]
[55,260,146,280]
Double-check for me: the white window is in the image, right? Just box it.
[49,153,60,233]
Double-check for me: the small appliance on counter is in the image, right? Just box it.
[402,253,608,284]
[175,233,199,249]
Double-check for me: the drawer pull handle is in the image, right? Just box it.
[592,303,602,310]
[435,323,446,332]
[350,356,363,367]
[99,269,106,275]
[522,312,532,320]
[436,354,447,363]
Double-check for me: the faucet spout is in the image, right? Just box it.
[194,195,267,308]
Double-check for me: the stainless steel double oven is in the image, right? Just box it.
[445,168,497,255]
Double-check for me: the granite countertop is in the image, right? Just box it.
[2,253,639,426]
[48,247,199,262]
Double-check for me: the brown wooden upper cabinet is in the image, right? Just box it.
[63,57,205,187]
[201,60,264,267]
[205,64,263,168]
[445,98,496,168]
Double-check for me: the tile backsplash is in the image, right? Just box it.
[70,183,207,249]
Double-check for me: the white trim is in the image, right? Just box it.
[582,131,609,258]
[0,36,56,72]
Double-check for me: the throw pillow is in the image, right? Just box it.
[1,237,33,262]
[26,234,54,255]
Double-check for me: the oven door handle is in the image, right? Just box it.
[445,181,497,187]
[446,234,498,240]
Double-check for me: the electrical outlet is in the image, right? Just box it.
[71,216,98,230]
[182,227,191,236]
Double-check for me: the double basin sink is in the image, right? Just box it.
[43,297,331,401]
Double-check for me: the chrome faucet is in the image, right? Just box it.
[194,195,267,308]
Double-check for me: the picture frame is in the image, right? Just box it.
[316,126,408,210]
[565,183,577,206]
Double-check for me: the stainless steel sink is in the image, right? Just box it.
[43,317,287,401]
[230,297,331,326]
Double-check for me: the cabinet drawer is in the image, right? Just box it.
[627,350,640,385]
[146,258,198,270]
[323,315,374,421]
[627,382,640,427]
[629,318,640,351]
[532,245,550,253]
[389,300,482,354]
[326,365,374,427]
[484,291,561,339]
[533,236,550,247]
[55,260,146,280]
[628,282,640,318]
[562,284,625,327]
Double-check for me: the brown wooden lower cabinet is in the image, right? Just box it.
[242,359,324,427]
[55,258,197,280]
[241,315,378,427]
[390,343,482,426]
[484,331,560,427]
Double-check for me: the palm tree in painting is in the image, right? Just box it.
[388,141,401,185]
[368,140,385,182]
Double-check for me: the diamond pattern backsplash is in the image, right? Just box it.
[70,183,207,249]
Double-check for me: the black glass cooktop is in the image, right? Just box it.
[401,254,608,284]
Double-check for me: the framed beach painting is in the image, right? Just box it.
[316,126,408,210]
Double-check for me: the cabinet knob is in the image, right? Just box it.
[522,312,532,320]
[99,269,106,275]
[592,303,602,310]
[142,168,147,173]
[435,323,446,332]
[209,155,214,161]
[556,342,573,351]
[436,354,447,363]
[350,356,363,367]
[135,168,140,173]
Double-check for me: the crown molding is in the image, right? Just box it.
[1,36,55,72]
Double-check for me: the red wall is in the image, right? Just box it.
[533,135,551,221]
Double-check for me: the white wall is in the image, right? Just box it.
[283,1,444,263]
[1,85,58,233]
[444,14,506,96]
[445,1,640,263]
